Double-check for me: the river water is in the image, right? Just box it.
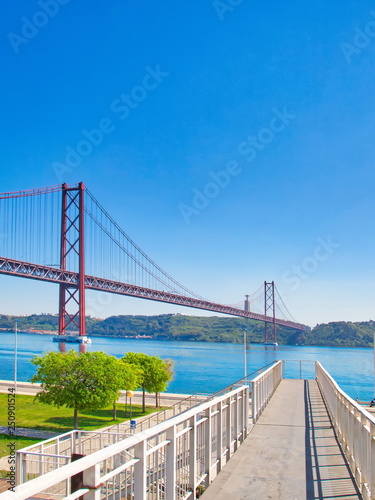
[0,332,374,401]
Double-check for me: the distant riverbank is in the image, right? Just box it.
[0,328,54,335]
[1,313,375,347]
[1,329,154,340]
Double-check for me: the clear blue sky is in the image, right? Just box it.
[1,0,375,327]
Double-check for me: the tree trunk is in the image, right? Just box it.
[155,392,159,407]
[142,386,146,413]
[74,407,78,429]
[113,402,117,420]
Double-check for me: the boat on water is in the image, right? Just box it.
[263,342,278,346]
[53,335,92,344]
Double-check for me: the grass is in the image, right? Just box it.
[0,435,42,459]
[0,393,164,438]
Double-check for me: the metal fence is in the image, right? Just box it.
[5,385,249,500]
[282,359,316,380]
[14,365,277,487]
[15,393,206,484]
[9,359,374,500]
[251,360,283,423]
[316,362,375,500]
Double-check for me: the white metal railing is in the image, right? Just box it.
[281,359,316,380]
[15,368,279,485]
[316,362,375,500]
[111,393,207,434]
[8,360,373,499]
[251,360,282,423]
[3,385,249,500]
[15,393,206,483]
[15,429,133,485]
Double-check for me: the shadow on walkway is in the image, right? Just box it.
[304,380,362,500]
[202,379,362,500]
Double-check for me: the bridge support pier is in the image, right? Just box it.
[58,182,86,338]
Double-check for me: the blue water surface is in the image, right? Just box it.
[0,332,373,400]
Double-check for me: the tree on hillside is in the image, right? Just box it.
[31,351,129,428]
[121,353,174,411]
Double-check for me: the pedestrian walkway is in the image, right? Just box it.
[202,379,362,500]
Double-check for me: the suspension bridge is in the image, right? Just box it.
[0,182,308,343]
[1,183,372,500]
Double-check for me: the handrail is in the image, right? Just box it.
[15,391,205,473]
[316,361,375,499]
[251,361,283,423]
[3,385,250,500]
[188,362,277,409]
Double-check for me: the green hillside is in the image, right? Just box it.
[0,313,374,348]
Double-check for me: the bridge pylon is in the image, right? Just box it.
[264,281,276,343]
[58,182,86,338]
[244,294,250,312]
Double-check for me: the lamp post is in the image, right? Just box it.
[126,390,134,420]
[14,320,18,391]
[243,328,247,378]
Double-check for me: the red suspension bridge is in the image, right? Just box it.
[0,183,308,343]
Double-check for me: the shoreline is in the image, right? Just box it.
[0,379,198,400]
[0,330,373,349]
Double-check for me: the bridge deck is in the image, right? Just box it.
[202,379,362,500]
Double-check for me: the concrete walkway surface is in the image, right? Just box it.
[202,379,362,500]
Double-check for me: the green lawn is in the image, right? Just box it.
[0,393,163,435]
[0,435,42,459]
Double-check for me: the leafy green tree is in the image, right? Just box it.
[121,352,149,412]
[31,351,126,428]
[121,353,174,411]
[154,359,174,407]
[113,360,142,419]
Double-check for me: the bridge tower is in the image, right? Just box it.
[264,281,276,343]
[58,182,86,338]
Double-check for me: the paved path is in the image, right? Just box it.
[0,379,202,408]
[202,379,362,500]
[0,427,59,439]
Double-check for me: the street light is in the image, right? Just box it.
[14,320,18,391]
[126,390,134,420]
[243,328,247,378]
